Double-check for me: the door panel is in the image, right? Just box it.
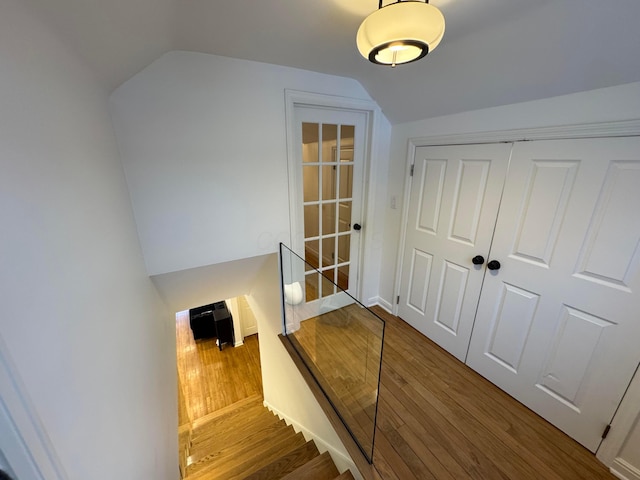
[407,249,433,314]
[398,144,512,361]
[575,161,640,289]
[484,283,539,373]
[434,261,469,334]
[467,137,640,451]
[449,159,491,245]
[294,108,367,303]
[416,159,445,233]
[510,160,579,266]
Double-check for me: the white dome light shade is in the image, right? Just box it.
[357,1,445,66]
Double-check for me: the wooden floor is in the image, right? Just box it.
[176,309,263,425]
[289,304,384,458]
[177,304,615,479]
[370,306,615,480]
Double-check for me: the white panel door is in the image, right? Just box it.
[398,144,512,360]
[467,137,640,451]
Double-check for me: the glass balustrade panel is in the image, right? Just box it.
[279,243,385,463]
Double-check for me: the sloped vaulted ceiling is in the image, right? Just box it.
[23,0,640,124]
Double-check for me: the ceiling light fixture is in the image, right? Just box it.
[356,0,445,67]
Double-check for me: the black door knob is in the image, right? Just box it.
[472,255,485,265]
[353,223,362,231]
[487,260,501,271]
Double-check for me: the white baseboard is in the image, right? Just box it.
[368,296,393,313]
[263,400,363,480]
[243,326,258,337]
[611,458,640,480]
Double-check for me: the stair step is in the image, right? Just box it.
[182,396,351,480]
[191,394,263,433]
[186,430,307,480]
[243,440,321,480]
[192,403,270,443]
[188,422,298,475]
[280,451,340,480]
[188,418,288,465]
[190,406,282,452]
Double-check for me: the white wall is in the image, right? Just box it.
[379,82,640,307]
[617,420,640,479]
[0,1,176,479]
[151,255,272,313]
[110,51,389,281]
[246,254,358,477]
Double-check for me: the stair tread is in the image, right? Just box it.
[280,451,340,480]
[191,396,265,434]
[188,422,298,475]
[190,406,282,451]
[186,430,307,480]
[191,394,263,430]
[243,440,321,480]
[188,418,288,464]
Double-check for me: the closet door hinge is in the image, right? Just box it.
[410,164,414,177]
[602,424,611,439]
[396,295,400,304]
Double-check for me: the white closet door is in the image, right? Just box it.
[466,137,640,451]
[398,144,511,360]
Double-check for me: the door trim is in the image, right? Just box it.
[0,334,68,480]
[284,90,382,303]
[597,364,640,469]
[393,118,640,317]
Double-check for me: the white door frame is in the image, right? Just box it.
[285,90,382,303]
[392,117,640,465]
[0,335,68,480]
[597,365,640,479]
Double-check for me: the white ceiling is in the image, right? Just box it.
[25,0,640,124]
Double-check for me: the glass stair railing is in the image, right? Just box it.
[279,243,385,463]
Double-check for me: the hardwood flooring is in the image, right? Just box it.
[176,309,263,424]
[177,301,615,479]
[371,306,615,480]
[288,304,384,458]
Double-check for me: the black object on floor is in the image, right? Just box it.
[189,300,235,350]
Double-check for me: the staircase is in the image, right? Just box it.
[182,394,355,480]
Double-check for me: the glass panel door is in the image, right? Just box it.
[302,122,356,302]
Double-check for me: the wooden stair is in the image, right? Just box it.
[183,395,354,480]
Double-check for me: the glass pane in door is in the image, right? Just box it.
[304,205,319,238]
[322,203,336,235]
[302,123,319,162]
[305,239,319,270]
[301,121,356,299]
[321,270,336,298]
[338,201,352,233]
[303,166,319,201]
[341,125,354,154]
[322,124,338,162]
[305,272,319,302]
[339,165,353,198]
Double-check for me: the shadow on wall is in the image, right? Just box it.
[151,254,274,314]
[0,447,15,480]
